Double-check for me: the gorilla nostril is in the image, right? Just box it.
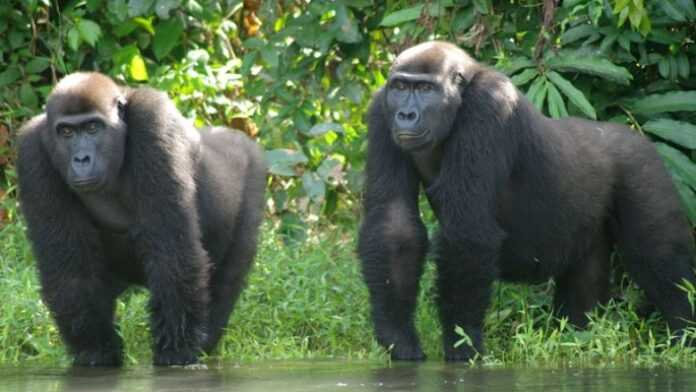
[397,111,418,123]
[73,155,91,164]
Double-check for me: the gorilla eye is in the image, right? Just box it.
[392,80,408,91]
[86,121,100,134]
[57,125,74,137]
[417,83,434,92]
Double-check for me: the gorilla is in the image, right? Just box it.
[16,72,266,366]
[358,41,696,361]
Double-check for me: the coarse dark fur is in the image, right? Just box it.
[358,41,696,361]
[16,72,267,366]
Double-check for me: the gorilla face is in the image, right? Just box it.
[384,42,472,152]
[44,73,128,193]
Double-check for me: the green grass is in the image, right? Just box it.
[0,199,695,367]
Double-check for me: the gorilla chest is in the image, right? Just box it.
[78,192,134,232]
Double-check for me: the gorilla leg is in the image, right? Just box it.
[359,205,429,360]
[435,235,497,361]
[553,237,611,327]
[615,156,696,332]
[45,276,124,366]
[203,207,261,353]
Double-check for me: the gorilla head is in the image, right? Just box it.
[44,73,128,193]
[384,42,478,152]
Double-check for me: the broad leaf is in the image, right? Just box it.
[302,172,326,202]
[510,68,538,86]
[153,18,184,60]
[546,81,568,119]
[643,119,696,149]
[266,149,308,177]
[630,91,696,114]
[77,19,102,47]
[129,54,148,81]
[547,53,632,85]
[656,143,696,186]
[547,71,596,119]
[304,122,345,137]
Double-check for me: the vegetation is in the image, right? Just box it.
[0,0,695,366]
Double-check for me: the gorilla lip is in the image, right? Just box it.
[395,129,431,151]
[71,177,103,192]
[396,129,429,140]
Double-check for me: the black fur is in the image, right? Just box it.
[16,73,266,366]
[358,41,696,361]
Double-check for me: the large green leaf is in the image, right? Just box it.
[546,81,568,119]
[380,1,454,26]
[630,91,696,114]
[498,57,535,75]
[546,71,596,119]
[510,68,538,86]
[673,179,696,227]
[153,18,184,60]
[547,54,632,85]
[656,143,696,186]
[76,19,102,47]
[303,122,345,137]
[266,149,308,177]
[643,119,696,149]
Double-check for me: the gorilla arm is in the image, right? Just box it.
[17,116,124,366]
[122,88,209,364]
[357,90,429,360]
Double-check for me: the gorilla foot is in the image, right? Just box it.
[153,348,200,366]
[73,349,123,367]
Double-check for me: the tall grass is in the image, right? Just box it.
[0,197,694,367]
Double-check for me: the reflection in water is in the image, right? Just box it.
[0,362,695,392]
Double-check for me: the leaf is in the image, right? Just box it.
[560,24,596,45]
[380,5,423,26]
[661,0,687,22]
[155,0,180,19]
[153,18,184,60]
[525,76,545,105]
[510,68,538,86]
[547,53,632,85]
[546,81,568,119]
[498,57,534,75]
[302,172,325,202]
[333,5,361,43]
[129,54,148,81]
[77,19,102,47]
[128,0,155,17]
[25,57,50,74]
[547,71,597,119]
[67,27,80,51]
[656,143,696,186]
[630,91,696,114]
[265,149,308,177]
[643,119,696,149]
[658,57,670,79]
[0,67,20,87]
[677,54,690,79]
[304,122,345,137]
[19,83,38,108]
[532,79,548,111]
[673,180,696,227]
[317,158,343,184]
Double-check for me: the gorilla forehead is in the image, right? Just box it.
[390,41,476,77]
[47,72,122,118]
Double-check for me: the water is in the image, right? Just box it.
[2,361,696,392]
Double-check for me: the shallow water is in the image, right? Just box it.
[2,361,696,392]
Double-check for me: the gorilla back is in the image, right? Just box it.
[16,72,266,366]
[358,41,696,362]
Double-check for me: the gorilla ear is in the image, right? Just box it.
[453,72,471,91]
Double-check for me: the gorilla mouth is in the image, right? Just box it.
[395,129,431,150]
[71,178,104,193]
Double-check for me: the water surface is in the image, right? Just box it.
[2,361,696,391]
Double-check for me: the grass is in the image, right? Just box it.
[0,197,695,368]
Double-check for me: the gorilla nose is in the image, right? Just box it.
[395,110,419,127]
[73,154,91,166]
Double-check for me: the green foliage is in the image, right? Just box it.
[0,0,695,233]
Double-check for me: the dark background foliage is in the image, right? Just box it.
[0,0,695,238]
